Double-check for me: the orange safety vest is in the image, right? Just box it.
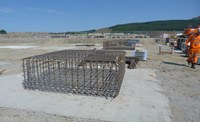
[190,35,200,49]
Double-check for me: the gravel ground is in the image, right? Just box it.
[138,38,200,122]
[0,37,199,122]
[0,107,108,122]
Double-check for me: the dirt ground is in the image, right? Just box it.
[139,39,200,122]
[0,107,107,122]
[0,37,199,122]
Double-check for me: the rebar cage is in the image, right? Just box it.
[23,50,125,98]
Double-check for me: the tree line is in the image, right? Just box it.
[0,29,7,34]
[109,18,200,32]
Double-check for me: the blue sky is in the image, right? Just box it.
[0,0,199,32]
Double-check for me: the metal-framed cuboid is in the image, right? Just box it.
[23,50,125,98]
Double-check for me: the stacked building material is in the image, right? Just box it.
[103,40,145,69]
[103,40,136,50]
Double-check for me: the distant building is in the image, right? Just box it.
[88,33,104,38]
[50,33,67,38]
[161,33,169,38]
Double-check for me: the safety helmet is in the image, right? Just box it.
[183,28,198,36]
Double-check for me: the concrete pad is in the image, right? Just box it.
[0,69,171,122]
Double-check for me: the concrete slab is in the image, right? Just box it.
[0,69,171,122]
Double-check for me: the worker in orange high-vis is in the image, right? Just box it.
[185,26,200,68]
[184,27,197,59]
[185,33,195,56]
[184,27,199,46]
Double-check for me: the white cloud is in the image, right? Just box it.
[0,8,12,13]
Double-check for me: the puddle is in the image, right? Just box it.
[0,45,102,51]
[0,46,38,49]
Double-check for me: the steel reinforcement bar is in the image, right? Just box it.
[23,50,125,98]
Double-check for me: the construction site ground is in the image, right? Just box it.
[0,38,199,122]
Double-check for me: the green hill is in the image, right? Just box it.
[0,29,7,34]
[108,17,200,32]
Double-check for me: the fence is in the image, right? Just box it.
[23,50,125,98]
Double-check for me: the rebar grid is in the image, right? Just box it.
[23,50,125,98]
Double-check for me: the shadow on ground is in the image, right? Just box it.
[162,61,187,67]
